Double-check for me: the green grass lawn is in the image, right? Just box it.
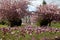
[51,22,60,28]
[0,30,60,40]
[0,24,26,28]
[0,24,8,28]
[0,22,60,28]
[0,23,60,40]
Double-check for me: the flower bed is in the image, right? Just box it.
[0,26,60,40]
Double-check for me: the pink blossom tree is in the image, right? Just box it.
[36,4,60,26]
[0,0,29,27]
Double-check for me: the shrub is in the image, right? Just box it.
[9,19,22,27]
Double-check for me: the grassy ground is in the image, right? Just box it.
[0,24,26,28]
[0,30,60,40]
[0,22,60,28]
[0,24,8,28]
[51,22,60,28]
[0,23,60,40]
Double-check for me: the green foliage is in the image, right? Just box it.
[36,20,41,26]
[0,25,7,27]
[0,20,8,25]
[0,19,23,27]
[42,0,47,5]
[36,16,43,26]
[51,22,60,28]
[36,18,49,26]
[9,19,22,27]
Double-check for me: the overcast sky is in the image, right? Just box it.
[28,0,60,11]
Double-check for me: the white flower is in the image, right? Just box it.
[17,31,19,32]
[0,38,2,40]
[30,33,32,35]
[55,36,58,38]
[2,36,5,38]
[11,31,15,34]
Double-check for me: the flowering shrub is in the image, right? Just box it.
[0,26,60,40]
